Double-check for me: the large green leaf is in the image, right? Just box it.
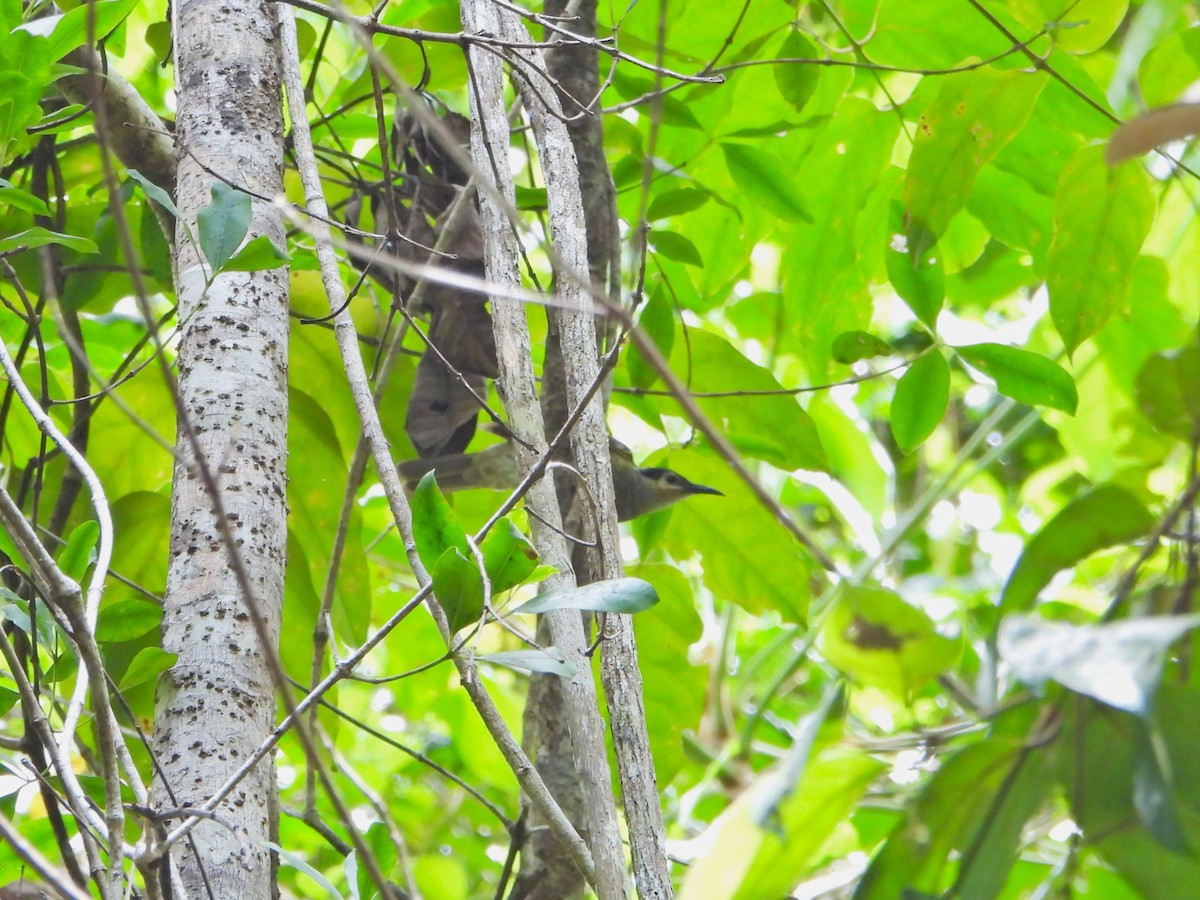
[1001,485,1156,613]
[1047,145,1155,354]
[818,584,959,697]
[890,351,950,454]
[955,342,1078,413]
[857,737,1055,899]
[905,67,1048,240]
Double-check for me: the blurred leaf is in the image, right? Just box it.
[94,599,162,643]
[1135,347,1200,439]
[1139,29,1200,107]
[720,142,812,222]
[628,283,676,389]
[513,577,659,615]
[905,67,1048,239]
[857,737,1054,899]
[1047,145,1154,353]
[476,648,576,677]
[651,229,703,267]
[955,342,1078,413]
[999,614,1200,715]
[0,226,97,254]
[1133,723,1189,853]
[20,0,139,61]
[0,178,48,215]
[118,647,176,691]
[775,30,819,113]
[221,234,289,273]
[267,841,345,900]
[648,186,712,220]
[58,520,99,583]
[832,330,894,364]
[629,564,705,785]
[680,748,883,900]
[1065,689,1200,895]
[1001,485,1155,613]
[818,584,959,696]
[887,200,944,327]
[890,351,950,453]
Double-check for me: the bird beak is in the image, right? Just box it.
[686,482,723,497]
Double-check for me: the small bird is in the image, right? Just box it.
[397,439,722,521]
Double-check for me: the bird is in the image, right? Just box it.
[397,438,722,522]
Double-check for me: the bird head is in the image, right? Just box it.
[618,466,724,519]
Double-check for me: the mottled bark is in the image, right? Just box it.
[152,1,288,896]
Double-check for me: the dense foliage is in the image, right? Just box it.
[4,0,1200,896]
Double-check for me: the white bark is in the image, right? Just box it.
[152,0,288,896]
[461,2,630,897]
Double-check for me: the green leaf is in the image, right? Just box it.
[58,520,99,583]
[831,331,894,364]
[514,185,547,211]
[94,599,162,643]
[355,823,399,900]
[647,328,827,473]
[146,21,171,63]
[1001,485,1156,613]
[0,686,18,717]
[19,0,139,61]
[480,517,539,595]
[856,737,1055,900]
[720,143,812,223]
[1135,347,1200,439]
[890,351,949,453]
[1064,687,1200,895]
[955,343,1078,413]
[1133,723,1189,853]
[512,577,659,615]
[887,201,944,328]
[1,599,58,649]
[1047,145,1155,354]
[1139,28,1200,107]
[197,182,252,273]
[647,187,712,220]
[679,746,884,900]
[221,234,290,273]
[774,30,819,113]
[410,472,470,574]
[650,230,703,267]
[1034,0,1129,55]
[998,614,1200,715]
[627,283,676,389]
[127,168,179,218]
[118,647,176,691]
[0,226,97,254]
[267,841,346,900]
[817,585,960,697]
[905,67,1048,239]
[0,178,49,216]
[476,648,576,677]
[431,547,484,635]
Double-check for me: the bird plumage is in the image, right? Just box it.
[397,441,721,521]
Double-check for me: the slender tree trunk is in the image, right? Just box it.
[152,0,288,895]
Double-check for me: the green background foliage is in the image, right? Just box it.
[5,0,1200,896]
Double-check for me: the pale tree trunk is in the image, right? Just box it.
[152,0,288,896]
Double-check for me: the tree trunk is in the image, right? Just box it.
[152,0,288,895]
